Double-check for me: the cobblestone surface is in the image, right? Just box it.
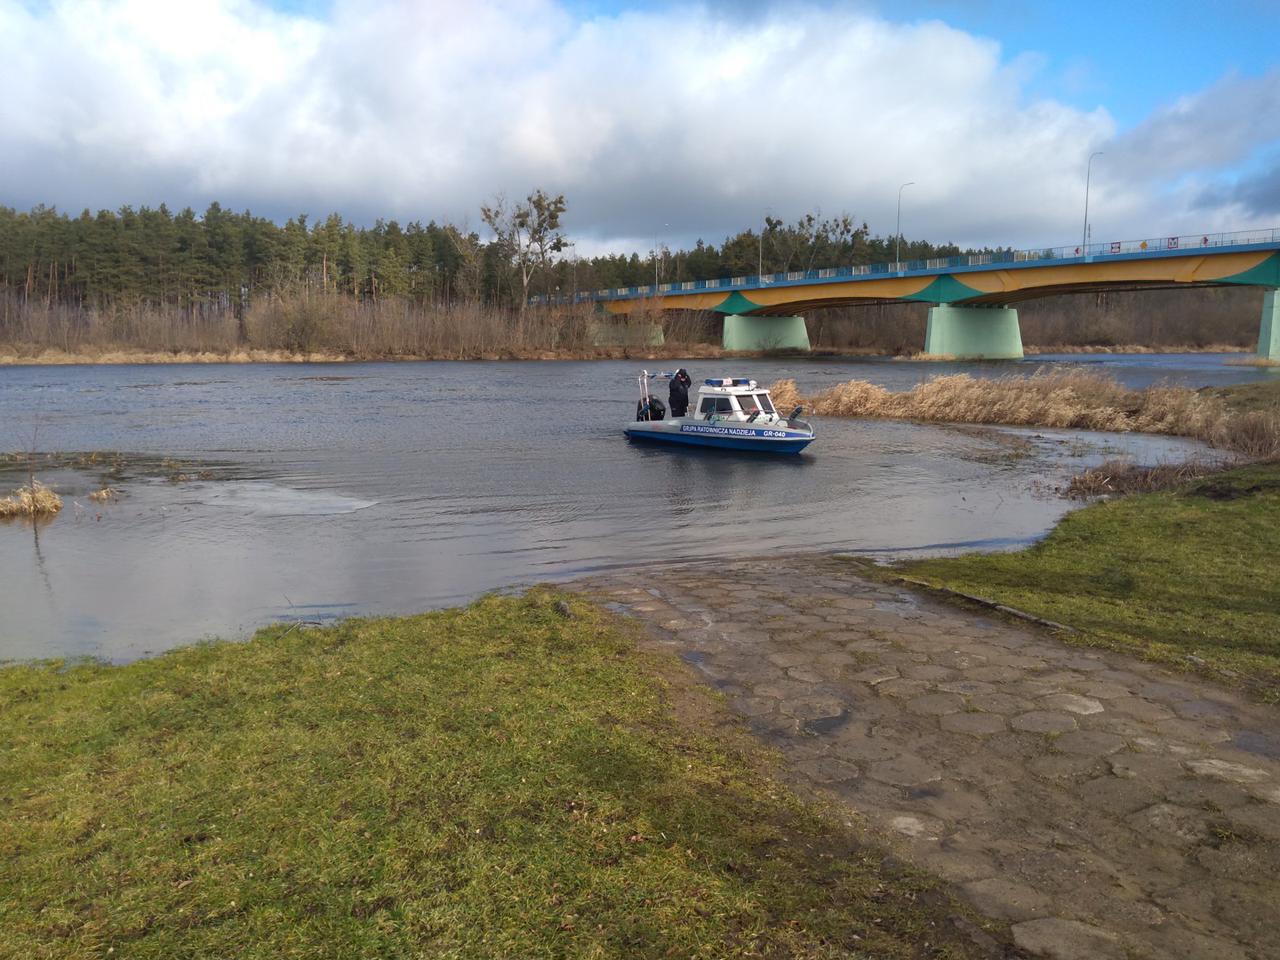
[571,556,1280,960]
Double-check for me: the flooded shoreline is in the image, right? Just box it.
[2,355,1273,663]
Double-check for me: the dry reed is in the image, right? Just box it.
[0,293,730,363]
[0,480,63,518]
[769,369,1280,459]
[1063,459,1219,499]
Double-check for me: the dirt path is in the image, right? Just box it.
[570,557,1280,960]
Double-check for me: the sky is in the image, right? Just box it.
[1,0,1278,255]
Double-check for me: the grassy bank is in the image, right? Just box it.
[891,462,1280,700]
[1209,378,1280,414]
[0,593,991,959]
[1023,343,1249,355]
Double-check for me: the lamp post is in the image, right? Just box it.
[758,211,773,280]
[895,181,915,265]
[566,241,577,302]
[1082,151,1103,257]
[663,223,669,287]
[653,223,669,292]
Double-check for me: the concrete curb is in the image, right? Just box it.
[836,556,1077,634]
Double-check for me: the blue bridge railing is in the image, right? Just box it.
[531,226,1280,306]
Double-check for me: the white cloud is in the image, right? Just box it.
[0,0,1276,251]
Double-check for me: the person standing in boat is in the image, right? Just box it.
[668,368,692,417]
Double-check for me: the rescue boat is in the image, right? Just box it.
[624,372,815,454]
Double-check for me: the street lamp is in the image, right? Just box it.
[653,223,669,292]
[663,223,669,287]
[895,182,915,265]
[1080,152,1100,256]
[1082,151,1103,257]
[566,241,577,302]
[758,210,774,281]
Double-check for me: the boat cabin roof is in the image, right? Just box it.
[697,378,767,396]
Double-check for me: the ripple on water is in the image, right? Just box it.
[191,481,377,516]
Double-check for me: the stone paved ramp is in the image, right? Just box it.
[571,557,1280,960]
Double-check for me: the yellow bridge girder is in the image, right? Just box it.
[601,249,1279,316]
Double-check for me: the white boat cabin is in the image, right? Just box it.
[695,378,780,422]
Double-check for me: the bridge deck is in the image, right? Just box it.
[545,228,1280,316]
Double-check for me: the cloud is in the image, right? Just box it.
[1232,163,1280,217]
[1196,154,1280,219]
[1108,71,1280,179]
[0,0,1275,251]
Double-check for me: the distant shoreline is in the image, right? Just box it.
[1024,343,1249,355]
[0,345,760,366]
[0,343,1256,366]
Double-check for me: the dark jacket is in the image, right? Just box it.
[668,369,692,417]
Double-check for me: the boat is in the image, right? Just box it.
[624,371,815,454]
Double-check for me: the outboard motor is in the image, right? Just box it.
[635,396,667,421]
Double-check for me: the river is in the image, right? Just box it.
[1,353,1274,662]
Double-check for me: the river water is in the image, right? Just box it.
[1,354,1273,662]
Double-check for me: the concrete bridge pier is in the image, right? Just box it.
[924,304,1024,359]
[1258,290,1280,360]
[722,315,811,352]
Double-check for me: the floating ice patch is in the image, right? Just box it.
[193,481,376,516]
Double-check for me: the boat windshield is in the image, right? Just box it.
[738,394,760,414]
[755,393,775,414]
[698,396,734,415]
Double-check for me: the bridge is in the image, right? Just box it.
[545,227,1280,359]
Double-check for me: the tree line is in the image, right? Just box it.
[0,194,1257,357]
[0,195,997,314]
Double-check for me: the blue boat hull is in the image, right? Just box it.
[625,426,813,454]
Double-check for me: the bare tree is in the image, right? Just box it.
[526,190,567,299]
[764,211,865,274]
[481,194,531,311]
[481,189,566,312]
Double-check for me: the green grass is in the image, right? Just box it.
[1209,377,1280,414]
[0,593,988,959]
[899,462,1280,701]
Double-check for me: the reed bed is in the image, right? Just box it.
[1063,459,1220,499]
[0,292,725,362]
[0,480,63,518]
[769,370,1280,459]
